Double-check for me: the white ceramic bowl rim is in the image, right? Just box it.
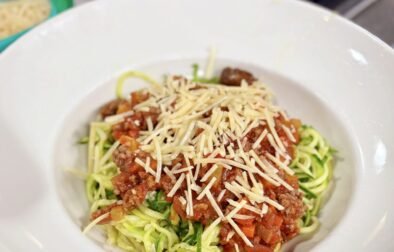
[0,0,393,251]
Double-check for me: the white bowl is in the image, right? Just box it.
[0,0,393,251]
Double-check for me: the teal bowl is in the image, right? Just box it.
[0,0,73,52]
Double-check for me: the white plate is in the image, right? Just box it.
[0,0,393,251]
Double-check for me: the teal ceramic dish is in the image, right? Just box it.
[0,0,73,52]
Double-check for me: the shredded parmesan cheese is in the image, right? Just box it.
[153,138,162,182]
[186,173,194,216]
[266,153,295,175]
[217,189,226,202]
[252,128,268,149]
[104,110,134,123]
[179,196,187,206]
[234,214,254,220]
[228,218,253,247]
[200,164,219,182]
[227,199,261,215]
[197,177,217,200]
[206,190,224,218]
[167,173,185,197]
[226,200,246,219]
[82,213,110,234]
[135,158,156,176]
[282,125,296,143]
[226,230,235,242]
[163,166,176,182]
[172,166,194,174]
[235,244,240,252]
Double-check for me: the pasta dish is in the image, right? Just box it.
[78,62,334,252]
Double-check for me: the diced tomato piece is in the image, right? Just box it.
[269,231,282,244]
[131,91,149,107]
[241,224,256,238]
[234,217,254,226]
[193,210,203,220]
[119,135,131,145]
[290,118,301,129]
[257,225,282,245]
[264,212,283,228]
[258,225,273,244]
[273,215,283,227]
[150,159,157,170]
[127,129,139,138]
[112,130,123,140]
[262,180,276,190]
[110,206,125,221]
[119,136,139,152]
[222,245,236,252]
[285,174,299,190]
[128,163,141,173]
[116,102,131,114]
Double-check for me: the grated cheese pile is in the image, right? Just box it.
[118,76,298,246]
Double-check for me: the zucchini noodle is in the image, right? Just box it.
[291,126,335,234]
[116,71,161,99]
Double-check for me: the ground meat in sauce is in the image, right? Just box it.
[91,69,306,251]
[111,108,160,140]
[120,173,157,209]
[220,67,257,86]
[100,99,130,118]
[218,183,304,250]
[112,144,136,172]
[192,199,218,225]
[110,134,159,210]
[91,203,117,223]
[245,124,275,156]
[131,90,150,108]
[276,189,305,240]
[111,148,159,210]
[161,175,176,196]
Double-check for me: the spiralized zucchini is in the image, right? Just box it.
[290,126,335,234]
[116,71,161,99]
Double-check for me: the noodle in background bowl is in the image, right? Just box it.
[0,0,73,52]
